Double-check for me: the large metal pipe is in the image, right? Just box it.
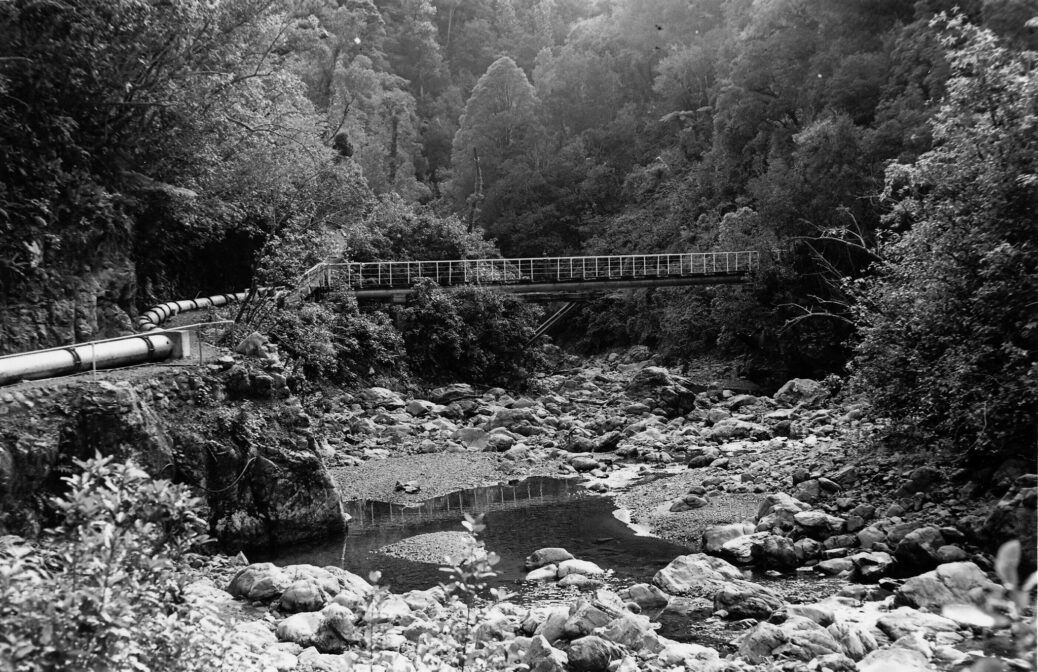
[0,334,175,386]
[137,292,249,331]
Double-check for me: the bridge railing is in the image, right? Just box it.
[318,251,757,290]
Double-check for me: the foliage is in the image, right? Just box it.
[431,514,513,671]
[0,455,259,672]
[850,17,1038,457]
[396,281,542,387]
[264,290,403,385]
[345,194,497,262]
[0,0,370,301]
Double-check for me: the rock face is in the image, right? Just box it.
[0,258,136,355]
[0,365,345,549]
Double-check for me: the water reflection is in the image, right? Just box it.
[258,476,690,594]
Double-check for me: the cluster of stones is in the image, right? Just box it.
[194,532,1011,672]
[0,385,52,415]
[200,559,726,672]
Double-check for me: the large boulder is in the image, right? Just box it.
[713,580,784,619]
[876,607,961,640]
[858,647,935,672]
[526,634,568,672]
[894,562,1002,611]
[773,378,828,406]
[525,547,575,570]
[359,387,406,409]
[276,603,360,653]
[737,616,843,663]
[558,559,605,578]
[618,583,669,610]
[756,493,810,521]
[566,635,622,672]
[894,526,946,569]
[485,407,540,432]
[703,523,755,554]
[625,367,702,417]
[759,534,799,571]
[794,510,846,540]
[703,418,771,443]
[653,554,743,597]
[227,563,291,602]
[827,621,880,661]
[429,384,477,404]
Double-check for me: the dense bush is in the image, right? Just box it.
[397,281,543,387]
[850,18,1038,458]
[0,456,259,672]
[265,290,403,385]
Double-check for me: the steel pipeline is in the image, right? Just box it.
[0,334,175,386]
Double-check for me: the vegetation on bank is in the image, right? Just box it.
[0,1,1034,456]
[0,456,260,671]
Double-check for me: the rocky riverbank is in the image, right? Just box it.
[173,346,1034,672]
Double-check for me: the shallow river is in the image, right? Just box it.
[257,476,691,593]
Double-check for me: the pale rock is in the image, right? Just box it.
[405,399,436,417]
[656,639,721,670]
[558,559,605,578]
[713,579,784,619]
[793,510,846,539]
[894,561,1002,611]
[618,583,669,609]
[849,551,895,582]
[703,523,755,554]
[756,493,810,520]
[364,595,412,624]
[563,601,614,639]
[567,635,622,672]
[227,563,290,602]
[858,646,936,672]
[525,634,568,672]
[559,573,603,589]
[876,607,961,640]
[280,579,330,613]
[828,621,879,661]
[653,553,743,597]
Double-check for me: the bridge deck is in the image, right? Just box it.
[293,251,758,302]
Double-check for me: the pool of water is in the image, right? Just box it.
[256,476,691,594]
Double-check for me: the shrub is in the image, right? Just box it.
[0,455,259,672]
[396,281,543,387]
[261,290,404,385]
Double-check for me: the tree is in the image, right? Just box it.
[448,56,541,215]
[851,16,1038,458]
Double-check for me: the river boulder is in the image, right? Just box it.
[894,561,1002,611]
[653,553,743,597]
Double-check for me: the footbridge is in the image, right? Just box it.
[290,250,759,304]
[0,249,759,386]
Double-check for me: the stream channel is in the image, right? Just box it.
[259,476,690,593]
[259,475,840,646]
